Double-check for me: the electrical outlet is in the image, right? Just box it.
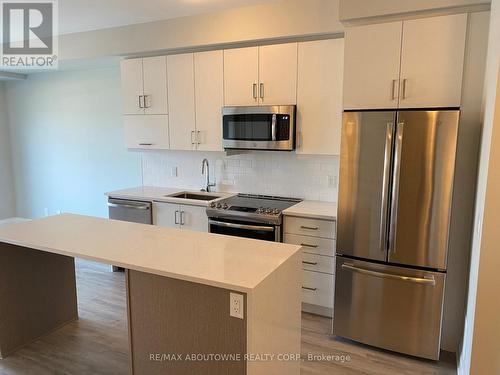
[230,292,244,319]
[171,167,178,177]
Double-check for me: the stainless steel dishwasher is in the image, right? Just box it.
[108,197,152,225]
[108,198,152,271]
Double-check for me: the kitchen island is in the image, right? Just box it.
[0,214,302,375]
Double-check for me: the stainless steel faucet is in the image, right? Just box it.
[201,159,216,192]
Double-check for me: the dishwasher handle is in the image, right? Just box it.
[107,201,151,210]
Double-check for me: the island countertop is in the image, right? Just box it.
[0,213,301,293]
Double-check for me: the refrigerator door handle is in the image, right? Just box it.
[341,263,436,286]
[380,122,394,253]
[389,122,404,254]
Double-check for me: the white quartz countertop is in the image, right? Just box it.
[283,200,337,221]
[106,186,234,207]
[0,214,301,293]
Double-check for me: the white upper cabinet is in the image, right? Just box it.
[224,47,259,106]
[142,56,168,114]
[259,43,298,105]
[343,21,403,110]
[343,14,467,110]
[297,39,344,155]
[224,43,298,106]
[399,14,467,108]
[121,57,168,115]
[123,115,169,149]
[121,59,144,115]
[167,53,197,151]
[194,50,224,152]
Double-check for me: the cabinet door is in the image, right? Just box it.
[399,14,467,108]
[223,47,259,106]
[296,39,344,155]
[167,53,197,150]
[153,202,180,228]
[180,205,208,232]
[120,58,144,115]
[143,56,168,115]
[123,115,169,149]
[194,51,224,151]
[343,22,402,110]
[258,43,298,105]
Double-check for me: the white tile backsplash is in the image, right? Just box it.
[141,150,339,202]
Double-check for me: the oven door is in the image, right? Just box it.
[209,218,280,242]
[222,105,295,151]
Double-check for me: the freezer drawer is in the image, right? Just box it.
[333,257,445,360]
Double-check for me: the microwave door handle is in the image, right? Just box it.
[271,114,277,141]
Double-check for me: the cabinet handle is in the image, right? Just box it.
[191,131,196,145]
[138,95,144,108]
[302,261,318,266]
[259,83,264,99]
[139,143,154,146]
[391,79,398,100]
[252,83,257,100]
[401,78,407,99]
[300,225,318,230]
[180,211,185,225]
[143,95,150,108]
[174,210,179,225]
[302,286,317,291]
[300,243,318,248]
[197,130,201,145]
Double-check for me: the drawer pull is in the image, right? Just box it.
[300,243,318,248]
[300,225,318,230]
[302,286,317,291]
[302,261,318,266]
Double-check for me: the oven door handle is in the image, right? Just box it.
[208,220,275,232]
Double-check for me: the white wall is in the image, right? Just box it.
[142,151,338,201]
[339,0,490,22]
[0,83,15,219]
[57,0,343,64]
[458,0,500,372]
[5,67,142,219]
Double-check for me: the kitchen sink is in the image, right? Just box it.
[167,192,221,201]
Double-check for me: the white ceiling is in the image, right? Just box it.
[58,0,281,35]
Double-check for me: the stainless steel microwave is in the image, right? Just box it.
[222,105,296,151]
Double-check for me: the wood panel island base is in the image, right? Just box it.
[0,214,302,375]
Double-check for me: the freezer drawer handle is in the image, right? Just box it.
[300,225,318,230]
[107,202,150,210]
[302,261,318,266]
[341,264,436,286]
[300,243,318,248]
[302,286,317,291]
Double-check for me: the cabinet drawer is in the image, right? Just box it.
[285,233,335,257]
[285,216,335,239]
[302,252,334,275]
[301,270,334,308]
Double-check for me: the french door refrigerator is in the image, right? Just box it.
[334,110,459,360]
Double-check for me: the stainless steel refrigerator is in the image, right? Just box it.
[334,110,459,360]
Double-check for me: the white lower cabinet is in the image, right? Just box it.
[284,215,336,317]
[153,202,208,232]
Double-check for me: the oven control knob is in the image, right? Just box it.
[216,203,222,209]
[273,208,280,215]
[265,208,272,214]
[223,203,229,209]
[257,207,264,214]
[209,202,216,208]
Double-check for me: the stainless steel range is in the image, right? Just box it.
[206,194,301,242]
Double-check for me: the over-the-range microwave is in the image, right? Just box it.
[222,105,296,151]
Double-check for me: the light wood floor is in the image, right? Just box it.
[0,260,456,375]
